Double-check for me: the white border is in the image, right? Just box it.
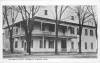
[0,0,100,63]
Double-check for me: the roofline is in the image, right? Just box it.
[34,16,96,28]
[3,16,96,29]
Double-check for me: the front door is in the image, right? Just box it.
[61,39,66,52]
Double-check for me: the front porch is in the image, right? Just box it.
[13,35,79,53]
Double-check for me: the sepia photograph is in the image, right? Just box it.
[2,5,98,59]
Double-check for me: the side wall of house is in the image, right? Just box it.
[81,27,97,52]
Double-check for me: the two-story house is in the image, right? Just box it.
[3,6,97,53]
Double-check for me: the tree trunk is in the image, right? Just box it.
[55,20,58,54]
[9,31,14,53]
[26,33,31,55]
[95,24,97,39]
[26,37,30,55]
[78,25,82,53]
[28,34,31,55]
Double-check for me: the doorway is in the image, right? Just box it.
[24,42,27,51]
[61,39,67,52]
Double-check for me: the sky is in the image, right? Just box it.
[3,5,96,28]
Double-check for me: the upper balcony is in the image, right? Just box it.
[12,21,78,38]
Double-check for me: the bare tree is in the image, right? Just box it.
[18,6,40,55]
[87,6,97,39]
[72,5,94,53]
[3,6,19,53]
[54,5,69,54]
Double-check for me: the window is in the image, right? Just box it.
[16,28,18,34]
[62,26,67,34]
[22,40,24,48]
[71,42,74,49]
[13,29,15,34]
[40,39,47,48]
[31,40,33,48]
[15,41,18,48]
[77,28,79,35]
[85,42,87,49]
[91,43,93,49]
[44,10,48,15]
[49,24,55,32]
[90,30,93,36]
[85,29,88,35]
[69,27,74,34]
[40,40,43,48]
[71,16,74,20]
[44,40,46,48]
[42,23,45,31]
[49,40,54,48]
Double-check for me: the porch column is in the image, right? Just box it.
[66,38,67,52]
[54,24,56,33]
[42,36,44,47]
[41,22,43,31]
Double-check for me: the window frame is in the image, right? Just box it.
[40,39,43,48]
[16,28,18,34]
[85,42,87,49]
[70,27,74,34]
[71,16,74,20]
[22,40,24,48]
[91,42,93,49]
[44,40,46,48]
[90,30,93,36]
[77,28,79,35]
[31,40,33,48]
[44,10,48,15]
[85,29,88,35]
[15,41,18,48]
[48,40,54,48]
[71,42,74,49]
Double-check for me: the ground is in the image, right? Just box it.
[3,51,97,58]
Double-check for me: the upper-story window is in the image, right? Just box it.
[77,28,79,35]
[69,27,74,34]
[90,30,93,36]
[71,16,74,20]
[13,28,15,34]
[16,28,18,34]
[85,29,88,35]
[49,24,55,32]
[44,10,48,15]
[62,26,67,34]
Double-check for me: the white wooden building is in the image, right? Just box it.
[3,6,97,53]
